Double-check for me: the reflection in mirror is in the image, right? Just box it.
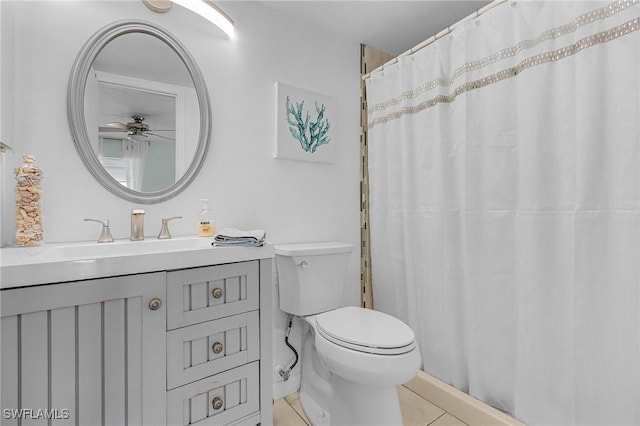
[68,21,211,204]
[83,31,199,192]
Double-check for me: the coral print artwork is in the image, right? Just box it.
[285,95,331,153]
[275,82,337,164]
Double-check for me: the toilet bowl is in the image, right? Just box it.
[310,307,421,425]
[275,242,421,425]
[312,307,420,385]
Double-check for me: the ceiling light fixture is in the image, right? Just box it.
[141,0,172,14]
[143,0,235,39]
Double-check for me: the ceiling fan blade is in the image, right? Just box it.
[147,132,176,141]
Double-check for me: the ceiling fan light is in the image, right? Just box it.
[172,0,234,39]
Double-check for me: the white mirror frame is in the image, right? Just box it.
[68,20,211,204]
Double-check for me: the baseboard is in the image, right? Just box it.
[405,370,526,426]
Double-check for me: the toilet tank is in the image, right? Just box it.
[275,242,353,316]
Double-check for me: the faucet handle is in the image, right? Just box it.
[84,218,115,243]
[157,216,182,240]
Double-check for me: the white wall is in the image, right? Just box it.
[0,1,361,397]
[0,0,15,246]
[0,1,3,245]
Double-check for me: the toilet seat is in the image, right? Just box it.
[315,306,416,355]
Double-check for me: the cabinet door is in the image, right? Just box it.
[0,273,166,426]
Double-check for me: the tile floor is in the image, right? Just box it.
[273,385,468,426]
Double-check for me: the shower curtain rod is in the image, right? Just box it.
[362,0,508,80]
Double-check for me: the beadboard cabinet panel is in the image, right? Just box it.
[20,310,48,425]
[1,316,19,426]
[167,311,259,390]
[0,273,166,426]
[167,261,259,330]
[78,302,103,424]
[166,362,259,426]
[50,307,76,426]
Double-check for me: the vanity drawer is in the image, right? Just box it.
[167,311,259,390]
[167,362,259,426]
[167,261,259,330]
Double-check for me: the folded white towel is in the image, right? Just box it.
[213,228,266,247]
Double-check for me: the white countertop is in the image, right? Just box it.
[0,237,274,289]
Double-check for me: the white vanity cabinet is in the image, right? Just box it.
[0,243,273,426]
[0,273,167,426]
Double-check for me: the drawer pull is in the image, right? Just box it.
[212,287,224,299]
[148,298,162,311]
[212,341,224,354]
[212,396,224,410]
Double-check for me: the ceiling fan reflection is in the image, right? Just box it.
[99,115,175,141]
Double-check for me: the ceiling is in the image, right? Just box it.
[260,1,492,56]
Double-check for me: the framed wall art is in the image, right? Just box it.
[274,82,337,164]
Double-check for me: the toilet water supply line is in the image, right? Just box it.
[279,316,299,381]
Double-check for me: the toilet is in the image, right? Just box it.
[275,242,421,426]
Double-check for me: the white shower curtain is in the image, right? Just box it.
[365,1,639,424]
[124,136,149,191]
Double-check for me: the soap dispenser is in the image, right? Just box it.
[197,199,216,237]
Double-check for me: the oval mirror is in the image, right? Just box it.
[68,20,211,204]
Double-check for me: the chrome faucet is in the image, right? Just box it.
[157,216,182,239]
[130,209,145,241]
[84,218,114,243]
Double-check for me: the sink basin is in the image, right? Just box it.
[59,237,215,259]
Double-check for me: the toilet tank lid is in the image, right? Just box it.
[275,242,354,257]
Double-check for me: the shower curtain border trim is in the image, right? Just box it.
[366,0,638,114]
[367,17,640,129]
[362,0,638,82]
